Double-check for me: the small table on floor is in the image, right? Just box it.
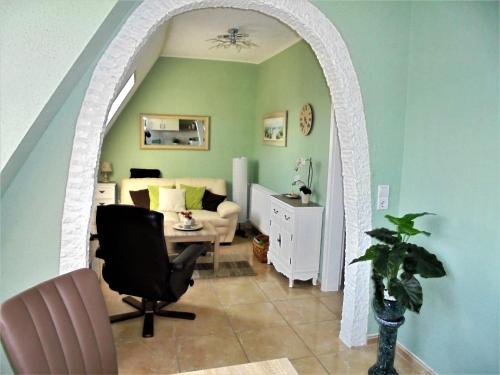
[164,221,220,271]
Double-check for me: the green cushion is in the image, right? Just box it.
[181,184,206,210]
[147,185,160,210]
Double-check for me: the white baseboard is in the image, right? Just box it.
[367,334,437,374]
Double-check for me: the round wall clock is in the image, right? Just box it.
[299,103,313,135]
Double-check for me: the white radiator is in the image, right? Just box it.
[249,184,276,235]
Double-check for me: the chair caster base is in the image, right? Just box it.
[109,296,196,338]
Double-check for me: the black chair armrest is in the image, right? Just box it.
[171,244,208,271]
[95,247,106,260]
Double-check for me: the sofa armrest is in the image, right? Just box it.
[217,201,241,218]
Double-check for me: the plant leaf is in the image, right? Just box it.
[405,244,446,278]
[388,276,423,313]
[350,244,389,265]
[401,212,434,221]
[398,222,431,237]
[365,228,400,244]
[387,243,407,278]
[372,246,390,276]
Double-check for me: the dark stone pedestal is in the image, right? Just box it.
[368,299,406,375]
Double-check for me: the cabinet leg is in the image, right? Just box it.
[312,277,318,286]
[289,279,294,288]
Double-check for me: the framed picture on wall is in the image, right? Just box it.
[262,111,287,147]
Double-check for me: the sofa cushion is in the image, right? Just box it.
[129,189,150,209]
[175,178,226,196]
[158,187,186,212]
[121,178,176,204]
[188,210,230,227]
[202,190,226,212]
[130,168,160,178]
[181,184,205,210]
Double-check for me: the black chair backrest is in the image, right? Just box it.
[96,205,170,300]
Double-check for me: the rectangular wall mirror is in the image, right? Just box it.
[140,114,210,150]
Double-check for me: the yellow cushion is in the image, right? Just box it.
[181,184,205,210]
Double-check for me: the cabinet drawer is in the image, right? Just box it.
[95,198,114,207]
[271,202,294,228]
[95,184,115,199]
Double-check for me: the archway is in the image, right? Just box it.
[60,0,372,347]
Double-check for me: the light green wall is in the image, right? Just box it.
[253,41,331,205]
[313,0,411,227]
[0,2,139,373]
[2,1,499,374]
[0,0,117,169]
[397,2,499,373]
[101,57,258,194]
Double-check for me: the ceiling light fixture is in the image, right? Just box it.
[207,28,258,51]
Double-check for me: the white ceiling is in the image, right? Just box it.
[161,8,301,64]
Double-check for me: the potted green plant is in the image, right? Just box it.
[350,212,446,375]
[292,157,313,204]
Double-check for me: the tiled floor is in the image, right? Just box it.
[101,236,428,374]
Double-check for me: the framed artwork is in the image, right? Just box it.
[140,113,209,150]
[262,111,287,147]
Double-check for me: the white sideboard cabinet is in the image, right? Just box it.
[267,195,324,287]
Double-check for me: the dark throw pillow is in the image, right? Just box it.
[130,189,150,209]
[130,168,161,178]
[202,190,226,212]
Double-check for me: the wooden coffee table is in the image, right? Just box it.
[164,221,220,271]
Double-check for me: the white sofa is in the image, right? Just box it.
[120,178,240,243]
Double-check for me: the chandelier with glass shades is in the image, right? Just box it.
[207,28,258,51]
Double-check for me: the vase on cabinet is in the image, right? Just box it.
[300,192,311,204]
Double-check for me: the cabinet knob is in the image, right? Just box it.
[98,203,105,206]
[98,190,105,193]
[273,208,279,214]
[277,234,281,247]
[284,214,290,221]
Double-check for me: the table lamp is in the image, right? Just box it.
[100,161,112,182]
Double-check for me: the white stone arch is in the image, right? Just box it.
[60,0,372,347]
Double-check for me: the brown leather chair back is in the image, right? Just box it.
[0,269,117,374]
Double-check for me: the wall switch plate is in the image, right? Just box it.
[377,185,389,210]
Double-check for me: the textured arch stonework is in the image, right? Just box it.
[60,0,372,347]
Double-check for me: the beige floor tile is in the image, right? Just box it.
[172,279,222,308]
[225,302,288,332]
[212,277,267,306]
[318,348,376,374]
[274,298,336,325]
[116,335,179,374]
[318,293,343,318]
[293,320,344,355]
[176,334,248,372]
[169,305,234,337]
[291,356,329,375]
[257,279,317,301]
[237,325,312,362]
[396,355,430,375]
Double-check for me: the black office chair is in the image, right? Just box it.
[96,204,207,338]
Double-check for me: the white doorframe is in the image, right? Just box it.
[321,109,345,292]
[59,0,373,348]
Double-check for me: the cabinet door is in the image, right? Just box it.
[270,220,292,265]
[280,226,293,266]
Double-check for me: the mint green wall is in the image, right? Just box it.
[2,1,498,374]
[0,0,117,169]
[101,57,257,194]
[253,41,331,205]
[397,2,499,373]
[313,0,411,227]
[0,2,139,372]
